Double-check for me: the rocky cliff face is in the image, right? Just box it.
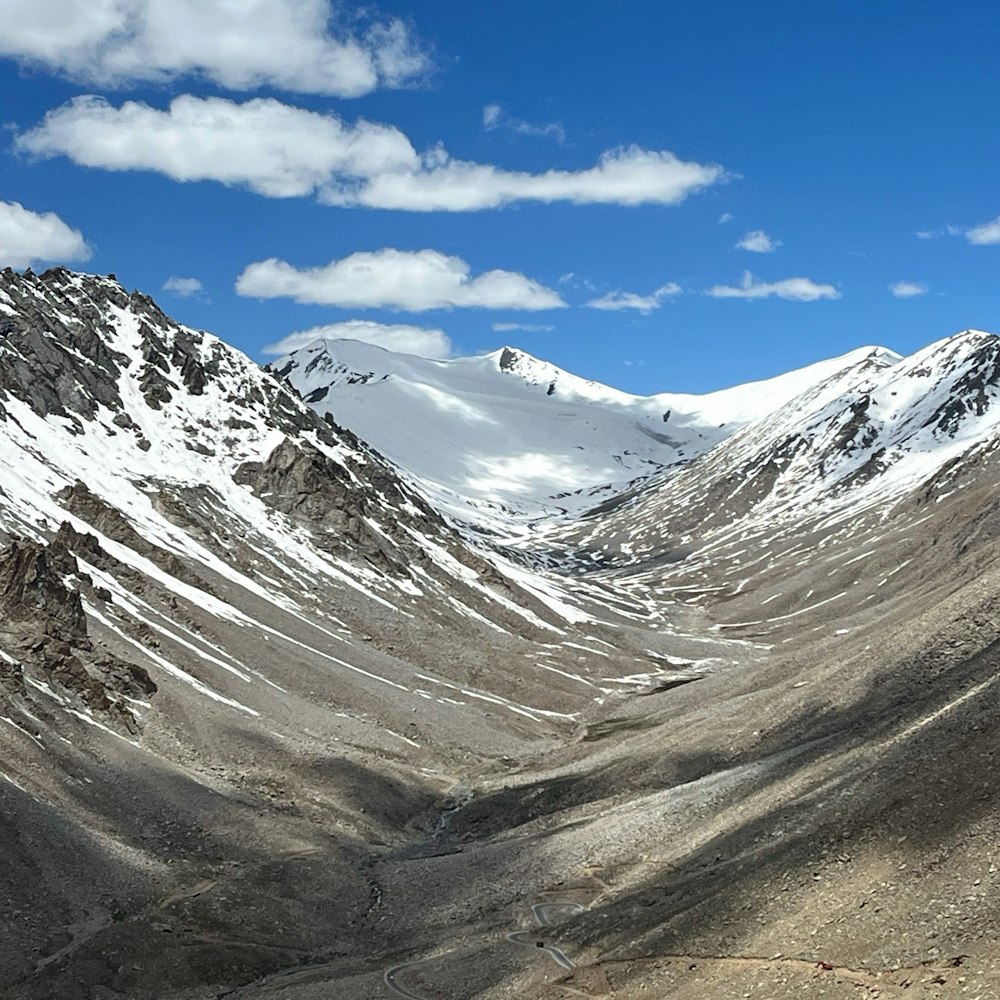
[0,529,156,734]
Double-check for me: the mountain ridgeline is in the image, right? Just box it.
[5,268,1000,998]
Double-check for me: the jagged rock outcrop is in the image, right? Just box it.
[237,440,414,575]
[56,481,210,592]
[0,533,155,732]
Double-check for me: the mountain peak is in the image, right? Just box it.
[495,345,527,370]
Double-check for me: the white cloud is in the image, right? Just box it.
[966,216,1000,245]
[915,230,935,240]
[586,283,682,314]
[324,145,727,211]
[0,0,429,96]
[706,272,840,302]
[718,212,734,224]
[888,281,928,298]
[162,276,203,297]
[482,103,565,142]
[736,229,781,253]
[17,96,728,211]
[0,200,90,269]
[236,249,567,312]
[491,322,555,333]
[17,95,419,199]
[264,320,450,358]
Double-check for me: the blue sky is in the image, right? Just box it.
[2,0,1000,394]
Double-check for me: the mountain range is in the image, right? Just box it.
[4,268,1000,999]
[273,337,899,529]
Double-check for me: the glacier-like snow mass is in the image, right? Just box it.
[275,338,900,528]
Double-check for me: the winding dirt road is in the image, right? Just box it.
[383,900,587,999]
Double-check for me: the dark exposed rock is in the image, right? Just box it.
[0,269,129,423]
[0,537,85,634]
[55,481,211,594]
[0,533,156,729]
[498,347,519,372]
[829,395,878,455]
[138,360,177,409]
[927,338,1000,435]
[235,439,415,575]
[303,386,330,403]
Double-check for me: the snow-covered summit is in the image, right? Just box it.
[273,337,898,528]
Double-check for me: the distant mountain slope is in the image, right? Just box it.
[543,328,1000,653]
[273,338,898,528]
[565,328,1000,556]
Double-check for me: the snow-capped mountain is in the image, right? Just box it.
[0,267,699,809]
[11,270,1000,1000]
[567,328,1000,554]
[546,327,1000,658]
[273,337,894,528]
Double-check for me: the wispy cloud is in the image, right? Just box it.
[162,276,204,298]
[586,283,682,314]
[0,200,90,269]
[706,272,840,302]
[736,229,781,253]
[888,281,927,298]
[718,212,734,224]
[0,0,431,97]
[916,224,967,240]
[557,272,600,292]
[17,95,729,212]
[264,319,450,358]
[916,218,1000,244]
[482,103,565,142]
[236,248,567,312]
[491,322,555,333]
